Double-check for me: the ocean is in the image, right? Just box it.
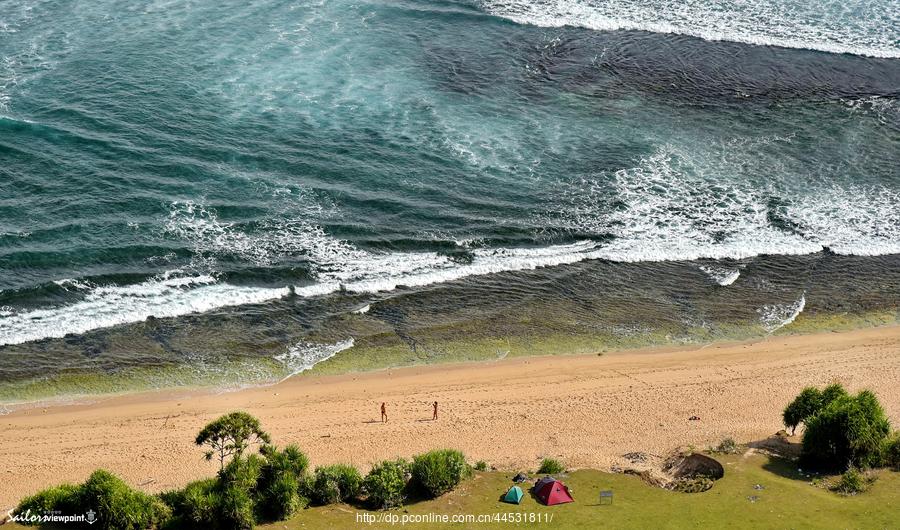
[1,0,898,404]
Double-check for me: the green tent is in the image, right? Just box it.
[503,485,524,504]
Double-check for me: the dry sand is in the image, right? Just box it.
[2,325,900,508]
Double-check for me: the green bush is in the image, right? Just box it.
[14,484,83,525]
[310,464,362,505]
[783,384,848,435]
[802,390,891,470]
[260,473,302,520]
[162,449,313,527]
[217,482,255,530]
[161,456,263,529]
[219,454,264,492]
[81,470,172,530]
[537,458,566,475]
[161,478,219,526]
[881,432,900,470]
[830,467,874,495]
[332,464,363,501]
[14,470,171,530]
[310,468,340,505]
[410,449,471,498]
[257,445,310,520]
[363,459,409,509]
[473,460,488,472]
[712,438,739,454]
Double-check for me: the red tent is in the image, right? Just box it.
[533,477,574,506]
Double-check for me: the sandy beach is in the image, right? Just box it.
[2,325,900,509]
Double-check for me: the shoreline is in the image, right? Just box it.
[3,307,897,410]
[2,324,900,508]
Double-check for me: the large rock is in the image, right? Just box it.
[665,453,725,480]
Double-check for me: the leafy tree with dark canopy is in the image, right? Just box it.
[797,388,891,470]
[196,411,272,469]
[783,383,848,435]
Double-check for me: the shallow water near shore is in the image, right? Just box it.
[0,0,898,403]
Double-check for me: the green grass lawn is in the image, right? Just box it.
[261,454,900,529]
[5,453,897,529]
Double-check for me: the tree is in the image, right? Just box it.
[801,390,891,470]
[783,384,848,435]
[196,412,271,469]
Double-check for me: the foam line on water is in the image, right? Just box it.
[275,338,355,380]
[0,274,289,346]
[3,169,897,345]
[758,294,806,332]
[478,0,900,58]
[552,145,900,260]
[699,266,741,286]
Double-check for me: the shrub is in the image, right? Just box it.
[783,384,848,435]
[473,461,488,472]
[712,438,739,454]
[15,469,171,530]
[162,456,263,529]
[162,478,219,526]
[882,433,900,470]
[14,470,170,530]
[364,459,409,509]
[830,467,874,495]
[310,464,362,505]
[331,464,363,501]
[410,449,471,498]
[310,469,340,505]
[14,484,83,525]
[217,482,255,530]
[220,454,264,492]
[537,458,566,475]
[802,390,891,470]
[257,445,310,520]
[259,473,302,520]
[83,470,171,530]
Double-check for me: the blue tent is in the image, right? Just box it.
[503,485,524,504]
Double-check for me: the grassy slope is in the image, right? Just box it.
[262,454,900,529]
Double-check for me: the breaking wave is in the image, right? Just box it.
[758,294,806,332]
[553,145,900,261]
[3,161,899,347]
[478,0,900,58]
[0,273,290,346]
[275,338,355,379]
[700,266,741,286]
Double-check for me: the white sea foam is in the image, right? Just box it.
[0,275,289,346]
[275,338,355,379]
[758,294,806,332]
[554,144,900,261]
[787,185,900,257]
[3,164,897,346]
[354,304,371,314]
[557,146,824,262]
[699,265,741,286]
[479,0,900,58]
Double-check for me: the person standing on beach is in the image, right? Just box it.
[381,402,387,423]
[432,401,438,421]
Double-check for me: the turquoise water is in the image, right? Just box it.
[0,0,898,398]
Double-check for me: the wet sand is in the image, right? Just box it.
[2,325,899,508]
